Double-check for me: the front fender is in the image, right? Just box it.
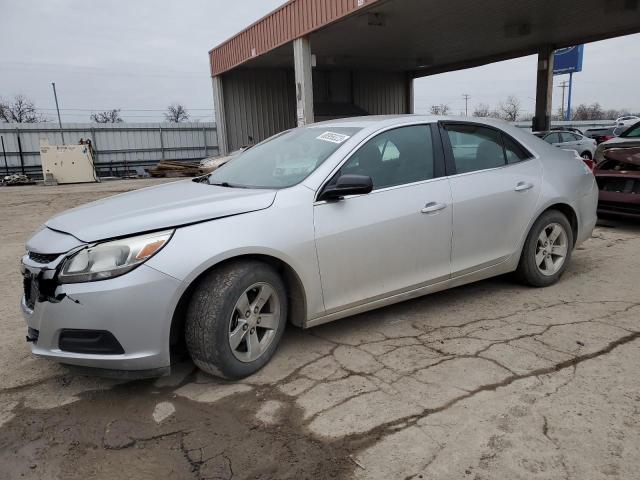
[146,187,325,320]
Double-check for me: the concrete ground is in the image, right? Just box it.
[1,179,639,480]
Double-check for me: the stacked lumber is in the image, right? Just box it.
[147,160,201,178]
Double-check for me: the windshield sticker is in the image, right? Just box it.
[316,131,351,144]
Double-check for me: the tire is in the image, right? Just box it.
[185,260,287,379]
[516,210,574,287]
[581,151,592,159]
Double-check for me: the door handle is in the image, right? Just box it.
[421,202,447,214]
[514,182,534,192]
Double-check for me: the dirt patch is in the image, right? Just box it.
[0,375,362,480]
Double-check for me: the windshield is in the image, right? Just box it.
[620,122,640,138]
[208,126,361,189]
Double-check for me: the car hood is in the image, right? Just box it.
[601,137,640,149]
[603,146,640,167]
[45,180,277,242]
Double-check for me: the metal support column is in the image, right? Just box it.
[293,36,314,126]
[532,46,554,132]
[159,126,165,159]
[1,136,8,176]
[406,75,415,114]
[212,75,229,156]
[202,126,208,157]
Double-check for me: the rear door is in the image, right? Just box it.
[559,132,581,154]
[314,124,452,313]
[441,122,543,275]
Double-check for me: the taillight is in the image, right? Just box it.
[601,135,614,143]
[582,159,595,172]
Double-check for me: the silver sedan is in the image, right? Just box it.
[535,130,597,159]
[21,116,598,378]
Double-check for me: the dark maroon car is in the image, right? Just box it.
[595,121,640,219]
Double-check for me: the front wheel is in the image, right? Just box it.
[185,260,287,379]
[516,210,573,287]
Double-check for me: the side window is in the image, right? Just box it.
[560,132,576,143]
[544,133,560,144]
[444,124,505,174]
[340,125,434,190]
[502,134,531,164]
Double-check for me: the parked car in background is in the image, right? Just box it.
[584,126,619,145]
[20,116,597,379]
[594,121,640,219]
[534,130,597,169]
[615,115,640,128]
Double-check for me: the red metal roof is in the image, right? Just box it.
[209,0,379,76]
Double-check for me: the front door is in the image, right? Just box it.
[441,122,543,275]
[314,124,452,313]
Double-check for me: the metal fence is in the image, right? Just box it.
[0,122,218,178]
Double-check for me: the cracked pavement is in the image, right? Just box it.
[1,179,639,479]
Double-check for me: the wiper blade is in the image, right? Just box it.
[210,181,252,189]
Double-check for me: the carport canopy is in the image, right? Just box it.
[210,0,640,154]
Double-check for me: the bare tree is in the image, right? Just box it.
[429,104,451,115]
[0,94,44,123]
[472,103,491,117]
[498,95,521,122]
[90,109,123,123]
[164,103,190,123]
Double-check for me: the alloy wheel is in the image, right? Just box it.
[535,223,568,276]
[228,282,281,362]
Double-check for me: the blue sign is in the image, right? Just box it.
[554,45,584,75]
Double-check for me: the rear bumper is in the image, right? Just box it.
[21,264,182,372]
[597,185,640,219]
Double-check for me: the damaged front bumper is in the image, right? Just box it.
[21,254,182,373]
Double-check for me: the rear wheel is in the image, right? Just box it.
[185,260,287,379]
[516,210,573,287]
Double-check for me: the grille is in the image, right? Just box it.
[597,177,640,194]
[28,251,61,264]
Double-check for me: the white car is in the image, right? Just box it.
[615,116,640,128]
[534,130,597,160]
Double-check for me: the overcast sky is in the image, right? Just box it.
[1,0,638,123]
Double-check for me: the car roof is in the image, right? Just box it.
[303,114,513,131]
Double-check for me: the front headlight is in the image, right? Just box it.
[58,230,173,284]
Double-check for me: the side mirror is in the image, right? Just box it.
[318,174,373,201]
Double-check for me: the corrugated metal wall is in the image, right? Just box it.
[0,122,217,176]
[353,71,407,115]
[222,69,297,152]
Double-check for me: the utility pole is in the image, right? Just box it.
[462,94,470,116]
[566,73,574,121]
[557,81,569,121]
[51,82,65,145]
